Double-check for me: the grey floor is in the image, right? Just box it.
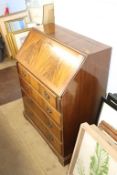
[0,59,68,175]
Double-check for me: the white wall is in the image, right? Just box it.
[0,1,6,16]
[54,0,117,93]
[7,0,26,13]
[26,0,54,7]
[0,0,26,16]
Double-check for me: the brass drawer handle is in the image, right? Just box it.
[47,120,53,128]
[25,86,30,93]
[23,72,27,77]
[43,91,50,100]
[47,134,53,142]
[46,107,52,115]
[29,99,33,105]
[27,110,33,117]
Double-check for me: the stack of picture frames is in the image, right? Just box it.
[68,93,117,175]
[7,28,30,59]
[97,93,117,142]
[68,122,117,175]
[5,17,31,58]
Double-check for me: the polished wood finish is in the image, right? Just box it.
[22,91,62,141]
[16,29,84,96]
[18,63,57,108]
[16,23,111,165]
[19,77,61,125]
[24,108,62,154]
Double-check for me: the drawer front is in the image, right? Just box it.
[22,91,62,141]
[25,106,62,155]
[17,63,57,109]
[20,77,62,126]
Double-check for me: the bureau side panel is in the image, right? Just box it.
[61,48,111,157]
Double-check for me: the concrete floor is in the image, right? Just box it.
[0,59,68,175]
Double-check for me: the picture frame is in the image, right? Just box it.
[6,33,16,58]
[0,10,29,57]
[11,28,30,51]
[6,28,30,58]
[68,122,117,175]
[5,18,27,33]
[43,3,55,24]
[99,120,117,142]
[97,97,117,130]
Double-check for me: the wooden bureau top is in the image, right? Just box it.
[16,23,111,96]
[35,23,111,54]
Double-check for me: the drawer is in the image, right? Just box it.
[22,91,62,141]
[17,63,57,109]
[25,107,62,155]
[20,77,62,126]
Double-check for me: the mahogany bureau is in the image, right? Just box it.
[16,23,111,165]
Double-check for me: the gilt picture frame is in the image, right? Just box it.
[5,18,27,33]
[11,28,30,51]
[6,33,16,58]
[68,123,117,175]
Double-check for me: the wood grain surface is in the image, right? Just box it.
[16,23,111,165]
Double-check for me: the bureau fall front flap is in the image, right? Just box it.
[16,28,85,96]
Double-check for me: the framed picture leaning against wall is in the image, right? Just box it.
[68,122,117,175]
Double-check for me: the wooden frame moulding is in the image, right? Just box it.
[68,122,117,175]
[10,28,30,57]
[5,17,27,33]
